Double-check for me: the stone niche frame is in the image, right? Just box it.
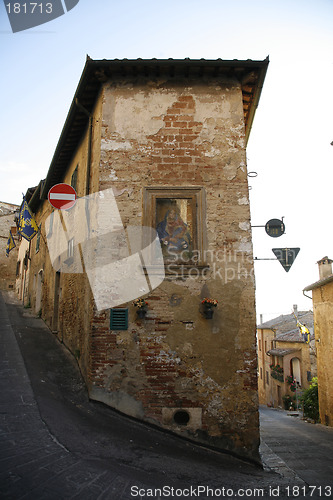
[143,186,207,272]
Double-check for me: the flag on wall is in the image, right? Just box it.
[297,320,310,344]
[293,311,310,343]
[5,230,16,257]
[18,197,39,241]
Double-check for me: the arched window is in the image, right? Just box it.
[291,357,301,386]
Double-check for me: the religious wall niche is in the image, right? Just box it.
[143,187,207,269]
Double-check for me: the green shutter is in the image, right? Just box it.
[110,308,128,330]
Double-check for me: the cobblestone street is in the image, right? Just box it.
[1,291,332,499]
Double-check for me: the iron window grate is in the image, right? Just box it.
[110,308,128,330]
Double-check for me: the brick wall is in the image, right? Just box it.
[88,77,259,461]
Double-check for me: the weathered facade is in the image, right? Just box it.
[15,236,30,303]
[0,201,19,290]
[304,257,333,426]
[15,186,41,306]
[257,307,316,408]
[22,58,268,461]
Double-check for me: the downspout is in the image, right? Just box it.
[75,98,92,196]
[303,289,312,300]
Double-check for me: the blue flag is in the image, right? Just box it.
[5,230,16,257]
[18,197,39,241]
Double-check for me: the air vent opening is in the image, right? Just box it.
[173,410,190,426]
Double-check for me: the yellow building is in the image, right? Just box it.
[15,186,40,306]
[304,257,333,426]
[257,307,316,409]
[0,201,19,291]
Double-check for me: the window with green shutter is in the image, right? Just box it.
[110,308,128,330]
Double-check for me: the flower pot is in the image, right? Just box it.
[136,309,147,319]
[204,307,214,319]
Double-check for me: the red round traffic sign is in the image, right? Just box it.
[48,183,77,210]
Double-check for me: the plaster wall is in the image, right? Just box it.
[26,91,103,378]
[277,340,312,389]
[257,327,313,408]
[257,328,275,405]
[312,282,333,426]
[15,237,30,303]
[0,203,19,290]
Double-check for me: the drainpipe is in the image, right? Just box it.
[75,99,92,196]
[303,289,312,300]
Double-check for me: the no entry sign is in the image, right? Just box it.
[48,183,77,210]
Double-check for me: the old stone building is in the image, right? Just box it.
[304,257,333,426]
[15,187,40,305]
[0,201,19,290]
[257,307,316,409]
[21,57,268,461]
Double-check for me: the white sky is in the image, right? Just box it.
[1,0,332,321]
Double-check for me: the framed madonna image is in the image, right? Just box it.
[156,198,193,259]
[143,187,206,265]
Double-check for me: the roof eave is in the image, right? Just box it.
[304,274,333,292]
[40,56,269,201]
[244,56,269,146]
[267,348,300,357]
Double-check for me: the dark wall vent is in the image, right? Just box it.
[173,410,190,426]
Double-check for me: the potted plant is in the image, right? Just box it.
[201,297,218,319]
[282,394,296,411]
[133,298,148,318]
[270,364,284,382]
[286,375,296,392]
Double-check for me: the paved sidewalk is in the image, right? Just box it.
[260,406,333,488]
[0,291,322,499]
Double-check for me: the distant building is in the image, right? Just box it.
[16,236,30,303]
[15,187,39,305]
[304,257,333,426]
[0,201,19,290]
[257,306,316,409]
[18,57,269,461]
